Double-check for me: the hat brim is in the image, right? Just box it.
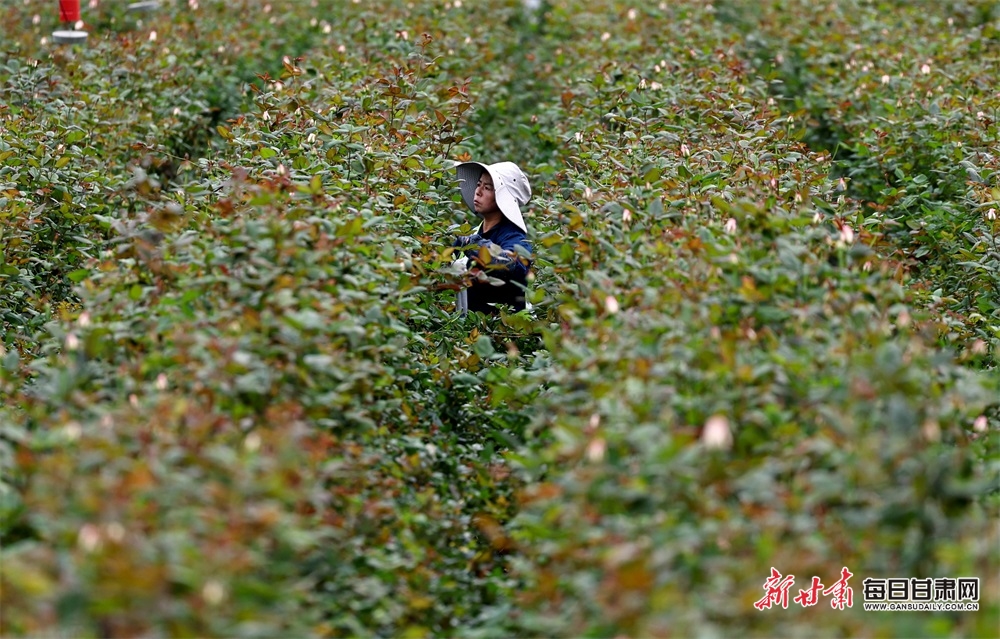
[456,162,527,233]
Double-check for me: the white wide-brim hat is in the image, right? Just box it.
[456,161,531,233]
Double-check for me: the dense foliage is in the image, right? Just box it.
[2,0,998,636]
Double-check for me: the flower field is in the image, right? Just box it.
[1,0,998,636]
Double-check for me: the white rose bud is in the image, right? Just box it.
[702,415,733,450]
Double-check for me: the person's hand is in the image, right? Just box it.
[453,233,483,247]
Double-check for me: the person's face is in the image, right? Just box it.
[473,172,500,215]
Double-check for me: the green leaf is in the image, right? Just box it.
[2,349,18,372]
[64,130,86,144]
[641,166,662,184]
[451,372,480,387]
[473,336,495,358]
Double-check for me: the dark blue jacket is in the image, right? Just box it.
[453,218,532,313]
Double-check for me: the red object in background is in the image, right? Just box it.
[59,0,81,23]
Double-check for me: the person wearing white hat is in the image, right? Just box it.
[452,161,533,314]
